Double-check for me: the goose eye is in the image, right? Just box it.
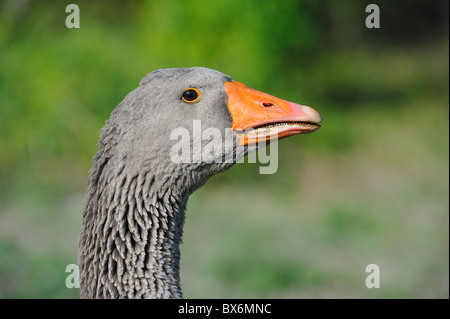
[182,88,201,103]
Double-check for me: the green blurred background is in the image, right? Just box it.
[0,0,448,298]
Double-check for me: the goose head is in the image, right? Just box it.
[79,67,321,298]
[103,67,321,193]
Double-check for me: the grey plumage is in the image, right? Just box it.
[79,67,249,298]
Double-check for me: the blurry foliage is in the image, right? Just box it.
[214,256,328,294]
[0,0,447,182]
[0,0,448,298]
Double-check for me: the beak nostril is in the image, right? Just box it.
[262,102,274,107]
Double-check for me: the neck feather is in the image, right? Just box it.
[79,152,188,299]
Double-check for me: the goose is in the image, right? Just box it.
[78,67,322,299]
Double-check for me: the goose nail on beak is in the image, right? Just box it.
[224,81,322,146]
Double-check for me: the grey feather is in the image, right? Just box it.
[79,67,249,299]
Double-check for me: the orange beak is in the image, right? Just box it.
[224,81,322,146]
